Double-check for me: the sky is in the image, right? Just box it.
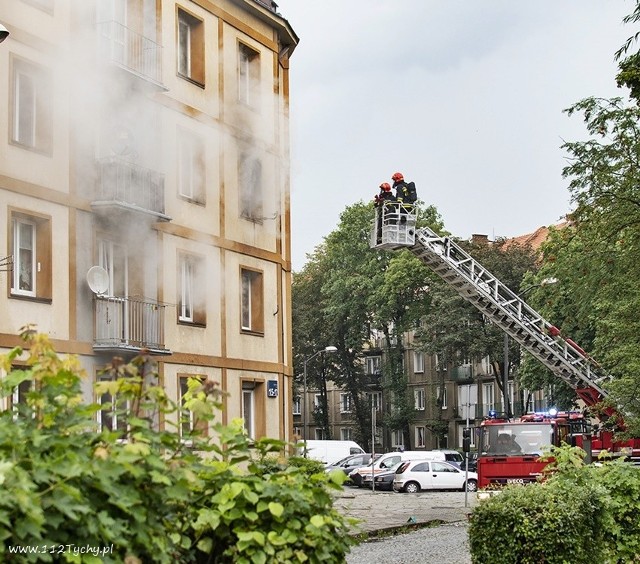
[276,0,635,271]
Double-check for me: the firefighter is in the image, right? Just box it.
[374,182,396,243]
[391,172,417,224]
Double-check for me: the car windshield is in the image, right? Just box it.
[480,423,553,456]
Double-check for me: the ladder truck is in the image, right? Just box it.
[371,203,640,488]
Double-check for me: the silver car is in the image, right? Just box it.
[393,460,478,493]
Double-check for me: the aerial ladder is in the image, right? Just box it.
[370,204,632,437]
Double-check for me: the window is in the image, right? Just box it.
[242,383,255,439]
[177,8,204,85]
[367,391,382,410]
[292,396,301,415]
[458,383,477,420]
[391,430,404,449]
[178,253,205,325]
[314,428,326,440]
[179,375,208,440]
[98,238,127,297]
[365,356,381,375]
[437,385,448,409]
[240,267,264,333]
[238,152,263,222]
[339,393,352,413]
[177,130,205,203]
[293,426,301,437]
[340,428,352,441]
[11,57,52,153]
[97,377,129,434]
[413,351,424,373]
[238,42,260,106]
[483,383,495,416]
[314,394,322,409]
[414,388,425,411]
[10,212,52,300]
[415,426,426,448]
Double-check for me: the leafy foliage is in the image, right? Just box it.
[470,445,640,563]
[0,331,354,563]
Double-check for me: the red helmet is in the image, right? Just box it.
[392,172,404,182]
[380,182,391,191]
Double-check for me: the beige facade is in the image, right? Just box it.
[0,0,298,441]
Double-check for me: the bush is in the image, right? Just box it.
[469,480,607,564]
[469,444,640,563]
[0,331,353,562]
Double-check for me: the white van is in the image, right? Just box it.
[298,440,365,465]
[350,450,453,486]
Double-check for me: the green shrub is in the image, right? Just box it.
[469,480,607,564]
[470,444,640,563]
[0,331,353,563]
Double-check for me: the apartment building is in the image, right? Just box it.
[0,0,298,441]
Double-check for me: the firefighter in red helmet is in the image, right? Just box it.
[374,182,395,207]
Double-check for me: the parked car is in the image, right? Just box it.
[434,449,465,469]
[393,460,478,493]
[298,440,365,465]
[464,452,478,473]
[349,451,434,487]
[362,461,403,491]
[325,453,380,483]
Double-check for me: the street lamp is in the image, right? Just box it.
[503,277,558,418]
[302,346,337,442]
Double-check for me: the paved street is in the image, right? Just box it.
[334,485,476,533]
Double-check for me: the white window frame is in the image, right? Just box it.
[367,391,382,410]
[340,428,352,441]
[483,383,495,416]
[314,428,326,440]
[314,393,322,409]
[238,42,259,106]
[365,356,381,375]
[12,218,36,297]
[437,385,448,409]
[414,388,425,411]
[292,396,301,416]
[339,393,352,413]
[179,256,194,322]
[177,130,204,203]
[391,430,404,449]
[242,386,255,439]
[413,351,424,373]
[415,426,426,448]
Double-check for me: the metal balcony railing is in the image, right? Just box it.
[97,20,162,85]
[95,157,166,217]
[94,295,170,354]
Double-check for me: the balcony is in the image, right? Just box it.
[450,364,473,383]
[97,20,163,86]
[363,373,383,388]
[94,295,171,355]
[93,157,170,221]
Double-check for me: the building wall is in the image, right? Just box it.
[0,0,297,442]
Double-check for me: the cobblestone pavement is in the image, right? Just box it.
[334,486,476,563]
[333,485,476,533]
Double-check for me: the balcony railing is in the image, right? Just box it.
[94,157,167,219]
[97,20,162,85]
[94,295,170,355]
[450,364,473,383]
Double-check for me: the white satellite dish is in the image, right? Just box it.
[86,266,109,295]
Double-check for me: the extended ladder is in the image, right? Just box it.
[371,221,611,407]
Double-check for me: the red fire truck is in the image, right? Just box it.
[371,208,640,489]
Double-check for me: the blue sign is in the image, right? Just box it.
[267,380,278,397]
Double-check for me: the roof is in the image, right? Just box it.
[501,220,569,251]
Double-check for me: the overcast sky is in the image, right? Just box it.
[276,1,634,271]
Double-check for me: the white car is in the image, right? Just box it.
[393,460,478,493]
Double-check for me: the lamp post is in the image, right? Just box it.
[302,346,337,442]
[503,277,558,418]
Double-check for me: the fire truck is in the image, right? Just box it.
[370,203,640,488]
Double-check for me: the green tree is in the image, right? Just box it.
[415,238,540,416]
[293,200,444,450]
